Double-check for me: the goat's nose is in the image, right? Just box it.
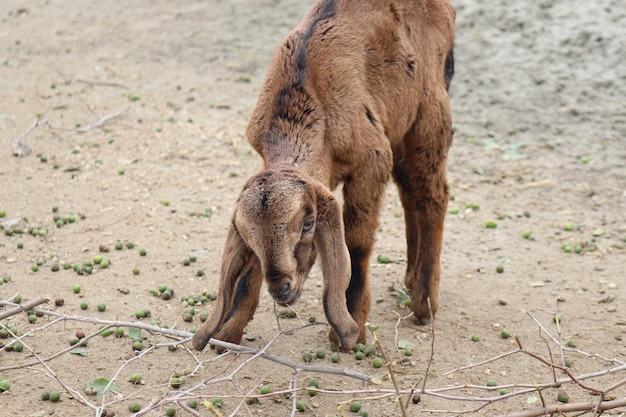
[281,282,291,296]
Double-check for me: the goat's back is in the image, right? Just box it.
[247,0,455,185]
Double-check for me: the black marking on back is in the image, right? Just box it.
[260,192,269,211]
[364,105,377,126]
[389,2,400,22]
[444,46,454,90]
[406,57,416,77]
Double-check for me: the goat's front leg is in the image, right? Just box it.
[393,100,452,322]
[331,143,392,346]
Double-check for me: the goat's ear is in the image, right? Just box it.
[192,219,251,351]
[311,183,360,351]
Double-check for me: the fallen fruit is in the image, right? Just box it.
[0,380,10,392]
[128,402,141,412]
[557,390,570,403]
[350,401,362,412]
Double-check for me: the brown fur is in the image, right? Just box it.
[192,0,455,352]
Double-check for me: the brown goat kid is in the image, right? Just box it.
[192,0,455,352]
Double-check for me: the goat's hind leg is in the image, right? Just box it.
[393,100,452,322]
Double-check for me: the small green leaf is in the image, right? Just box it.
[128,327,147,342]
[84,378,120,399]
[398,340,415,350]
[69,348,88,356]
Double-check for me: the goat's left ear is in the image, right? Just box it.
[311,182,360,351]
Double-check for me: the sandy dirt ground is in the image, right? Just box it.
[1,1,625,416]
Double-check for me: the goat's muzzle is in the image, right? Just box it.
[267,274,302,305]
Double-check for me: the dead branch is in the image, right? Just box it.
[0,297,49,320]
[44,109,127,133]
[208,338,372,383]
[367,323,407,417]
[495,397,626,417]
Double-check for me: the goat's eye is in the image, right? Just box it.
[302,220,315,235]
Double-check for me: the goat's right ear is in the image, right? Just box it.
[192,218,252,351]
[311,183,360,351]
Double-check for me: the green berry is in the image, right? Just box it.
[158,284,168,293]
[563,222,574,231]
[522,230,532,239]
[73,284,81,294]
[129,373,142,384]
[315,348,326,359]
[355,351,364,360]
[485,221,498,228]
[500,329,511,339]
[377,254,391,264]
[93,254,104,264]
[557,390,570,403]
[302,352,313,363]
[97,303,106,312]
[135,310,146,319]
[373,358,384,368]
[564,358,573,368]
[14,294,22,304]
[308,378,320,388]
[260,385,271,395]
[128,402,141,412]
[350,401,362,412]
[68,214,76,223]
[48,391,61,402]
[330,352,339,363]
[126,242,135,249]
[296,401,307,412]
[404,348,413,357]
[187,400,197,409]
[567,340,577,348]
[139,248,146,256]
[486,379,498,387]
[41,391,50,400]
[17,242,24,249]
[0,380,10,392]
[133,341,143,351]
[496,265,504,273]
[211,398,224,408]
[115,242,123,250]
[500,389,510,395]
[80,302,88,310]
[165,405,176,416]
[31,265,39,272]
[471,335,480,342]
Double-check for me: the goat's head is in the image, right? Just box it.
[235,168,318,305]
[192,167,359,352]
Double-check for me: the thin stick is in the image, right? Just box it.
[495,398,626,417]
[208,338,372,382]
[0,297,49,320]
[367,323,407,417]
[45,109,127,133]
